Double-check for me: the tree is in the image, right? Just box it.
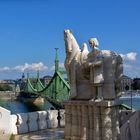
[125,85,129,91]
[0,84,13,91]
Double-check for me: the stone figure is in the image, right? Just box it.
[80,43,89,63]
[64,30,93,100]
[86,38,104,101]
[64,29,123,100]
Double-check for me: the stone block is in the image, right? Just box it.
[0,107,11,134]
[102,84,116,100]
[119,110,132,126]
[65,105,72,139]
[71,136,81,140]
[100,107,116,115]
[59,109,65,127]
[65,100,120,140]
[47,110,58,128]
[120,121,131,140]
[38,111,48,130]
[112,126,120,139]
[65,136,72,140]
[71,105,79,137]
[101,127,113,139]
[101,115,112,128]
[28,112,38,132]
[129,111,140,140]
[11,114,18,134]
[93,128,102,138]
[17,113,29,134]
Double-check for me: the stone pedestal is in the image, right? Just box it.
[64,100,120,140]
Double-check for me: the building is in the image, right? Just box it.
[120,75,133,91]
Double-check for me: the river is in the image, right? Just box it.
[0,98,55,114]
[120,96,140,110]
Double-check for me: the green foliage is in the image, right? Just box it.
[125,85,129,91]
[9,134,15,140]
[0,84,13,91]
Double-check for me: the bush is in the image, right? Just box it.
[9,134,15,140]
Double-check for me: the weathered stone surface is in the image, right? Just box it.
[120,121,131,140]
[64,29,123,100]
[38,111,48,130]
[47,110,58,128]
[17,113,29,134]
[28,112,38,132]
[11,114,18,134]
[0,107,11,134]
[64,100,120,140]
[129,111,140,140]
[0,109,62,135]
[65,105,72,139]
[59,109,65,127]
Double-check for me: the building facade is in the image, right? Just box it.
[120,75,133,92]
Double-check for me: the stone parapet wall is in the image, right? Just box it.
[15,109,65,134]
[120,111,140,140]
[0,107,12,134]
[119,110,134,127]
[0,106,65,134]
[64,100,120,140]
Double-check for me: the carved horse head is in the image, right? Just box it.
[64,29,81,64]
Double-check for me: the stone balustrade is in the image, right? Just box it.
[2,101,140,139]
[120,111,140,140]
[0,106,65,134]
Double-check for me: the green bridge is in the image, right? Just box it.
[21,48,70,108]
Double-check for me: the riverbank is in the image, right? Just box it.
[0,91,16,100]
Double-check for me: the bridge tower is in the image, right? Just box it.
[55,48,59,72]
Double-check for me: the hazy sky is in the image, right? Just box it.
[0,0,140,79]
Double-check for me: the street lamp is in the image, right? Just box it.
[130,90,133,111]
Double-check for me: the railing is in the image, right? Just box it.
[0,106,65,134]
[120,110,140,140]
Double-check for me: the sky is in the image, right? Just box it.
[0,0,140,79]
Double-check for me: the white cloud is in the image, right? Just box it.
[123,64,133,69]
[59,63,65,68]
[119,52,140,77]
[120,52,137,61]
[50,63,65,71]
[0,66,10,72]
[13,62,48,72]
[123,60,140,78]
[0,62,65,79]
[0,62,48,73]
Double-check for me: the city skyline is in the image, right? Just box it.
[0,0,140,79]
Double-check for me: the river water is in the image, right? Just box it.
[120,96,140,110]
[0,99,55,114]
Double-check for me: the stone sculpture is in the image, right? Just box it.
[64,30,123,140]
[64,29,123,100]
